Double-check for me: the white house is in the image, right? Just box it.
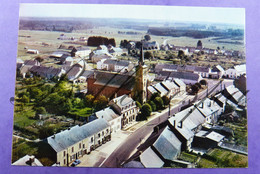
[109,95,139,128]
[97,59,134,73]
[27,49,39,54]
[47,119,111,166]
[95,107,121,134]
[224,64,246,79]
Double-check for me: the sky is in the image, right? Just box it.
[19,3,245,25]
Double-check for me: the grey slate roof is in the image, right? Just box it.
[103,59,130,66]
[140,147,164,168]
[168,117,194,140]
[47,119,109,152]
[158,71,200,81]
[153,126,182,161]
[95,107,120,122]
[123,161,145,168]
[174,106,205,131]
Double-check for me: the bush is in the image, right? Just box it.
[141,103,152,118]
[154,97,164,110]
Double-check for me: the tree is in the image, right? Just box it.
[148,101,157,111]
[199,79,207,86]
[162,96,170,106]
[21,95,30,103]
[178,50,185,59]
[141,103,152,119]
[154,97,164,110]
[144,34,151,41]
[135,101,142,109]
[85,94,94,107]
[191,84,199,94]
[144,51,153,59]
[93,95,108,111]
[195,83,202,89]
[35,56,44,62]
[34,107,46,116]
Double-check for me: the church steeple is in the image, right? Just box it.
[140,44,144,65]
[132,43,148,104]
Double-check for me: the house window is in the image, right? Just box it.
[64,159,66,165]
[102,131,104,136]
[83,144,85,148]
[72,147,74,153]
[91,137,94,143]
[63,151,66,157]
[106,129,109,133]
[98,140,101,145]
[98,133,100,138]
[79,143,81,149]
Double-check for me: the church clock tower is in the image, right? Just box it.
[132,44,148,104]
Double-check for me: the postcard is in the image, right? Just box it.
[10,3,248,169]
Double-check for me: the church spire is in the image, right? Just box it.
[140,43,144,65]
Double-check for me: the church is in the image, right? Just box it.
[87,44,149,103]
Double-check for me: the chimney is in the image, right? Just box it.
[178,121,183,128]
[201,102,204,109]
[173,120,176,128]
[27,156,35,166]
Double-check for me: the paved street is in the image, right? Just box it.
[76,79,233,168]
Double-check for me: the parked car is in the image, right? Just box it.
[71,159,81,167]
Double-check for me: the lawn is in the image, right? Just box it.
[68,107,93,117]
[178,152,198,163]
[198,148,248,168]
[13,104,36,128]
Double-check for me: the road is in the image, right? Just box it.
[101,79,233,167]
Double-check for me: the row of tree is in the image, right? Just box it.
[87,36,116,47]
[137,93,170,120]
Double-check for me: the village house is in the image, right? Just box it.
[224,64,246,79]
[97,59,134,73]
[26,49,39,54]
[12,155,43,166]
[168,105,205,151]
[142,41,160,50]
[139,147,165,168]
[147,80,182,99]
[16,58,24,71]
[108,47,124,56]
[19,60,41,78]
[154,64,210,78]
[60,55,74,65]
[87,72,135,99]
[222,85,246,107]
[50,51,71,59]
[94,107,121,134]
[97,45,108,51]
[71,47,92,58]
[161,80,180,97]
[173,78,186,95]
[109,95,139,128]
[195,98,223,124]
[29,65,66,79]
[209,65,225,79]
[67,64,84,82]
[152,126,182,162]
[192,130,225,149]
[155,71,202,85]
[90,49,113,63]
[47,118,111,166]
